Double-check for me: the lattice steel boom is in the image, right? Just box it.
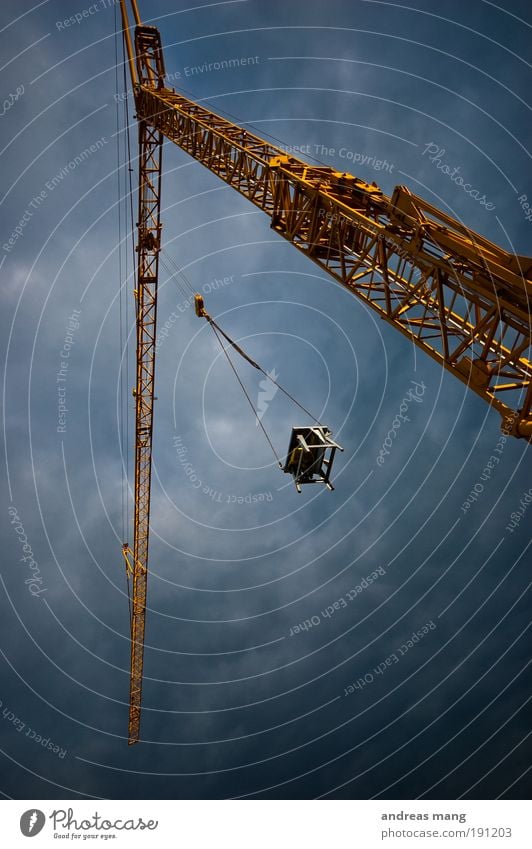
[120,5,165,744]
[119,0,531,744]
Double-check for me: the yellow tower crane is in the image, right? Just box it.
[118,0,532,744]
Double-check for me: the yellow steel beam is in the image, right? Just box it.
[129,0,142,26]
[118,0,137,88]
[135,81,531,439]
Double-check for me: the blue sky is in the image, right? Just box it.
[1,0,531,799]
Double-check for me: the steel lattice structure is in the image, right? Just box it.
[119,1,531,744]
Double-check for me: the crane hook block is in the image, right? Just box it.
[195,294,207,318]
[283,426,344,493]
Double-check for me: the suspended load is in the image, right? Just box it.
[195,294,344,492]
[283,426,343,493]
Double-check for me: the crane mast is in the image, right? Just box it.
[119,0,532,744]
[126,115,162,745]
[120,9,165,744]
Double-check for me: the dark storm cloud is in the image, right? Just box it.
[1,0,530,802]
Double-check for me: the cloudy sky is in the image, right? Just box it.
[1,0,531,800]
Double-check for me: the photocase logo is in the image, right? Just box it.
[256,368,279,424]
[20,809,46,837]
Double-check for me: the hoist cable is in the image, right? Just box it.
[160,246,196,297]
[207,317,261,371]
[207,316,325,427]
[160,255,191,301]
[209,322,283,468]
